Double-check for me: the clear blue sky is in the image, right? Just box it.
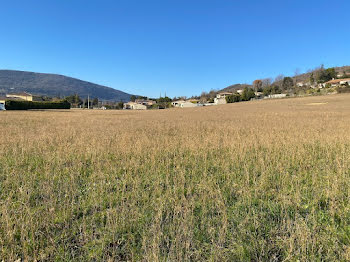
[1,0,349,98]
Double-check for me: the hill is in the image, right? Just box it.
[219,65,350,93]
[0,70,132,101]
[220,83,252,93]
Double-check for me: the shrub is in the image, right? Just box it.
[241,88,256,101]
[5,100,70,110]
[336,87,350,93]
[226,94,241,103]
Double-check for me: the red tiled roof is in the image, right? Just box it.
[325,78,350,84]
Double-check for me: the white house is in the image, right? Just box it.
[123,102,147,110]
[324,78,350,88]
[254,92,264,98]
[171,100,186,107]
[6,92,33,101]
[135,99,156,106]
[264,94,287,99]
[214,92,232,105]
[172,100,198,108]
[180,101,197,108]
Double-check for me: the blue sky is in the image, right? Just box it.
[1,0,349,98]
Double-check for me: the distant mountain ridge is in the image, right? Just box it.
[0,70,132,101]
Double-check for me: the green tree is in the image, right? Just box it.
[226,93,241,103]
[318,68,337,83]
[241,88,255,101]
[157,96,172,103]
[137,96,148,100]
[116,102,124,109]
[92,97,99,106]
[130,95,136,102]
[65,94,82,107]
[157,96,172,108]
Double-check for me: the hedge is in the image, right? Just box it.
[5,100,71,110]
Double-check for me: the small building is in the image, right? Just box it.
[0,95,29,105]
[318,83,325,89]
[123,102,147,110]
[265,94,287,99]
[172,100,198,108]
[6,92,33,101]
[171,100,186,107]
[254,92,264,99]
[135,99,156,106]
[180,101,198,108]
[0,96,6,104]
[324,78,350,88]
[214,92,232,105]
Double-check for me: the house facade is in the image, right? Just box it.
[135,99,156,106]
[214,92,232,105]
[171,100,186,107]
[123,102,147,110]
[6,92,33,101]
[264,94,287,99]
[172,100,198,108]
[324,78,350,88]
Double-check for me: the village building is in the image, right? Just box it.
[0,93,35,106]
[180,101,198,108]
[6,92,34,101]
[254,91,264,98]
[134,99,156,106]
[324,78,350,88]
[264,94,287,99]
[171,100,198,108]
[0,98,5,110]
[171,100,186,107]
[214,92,232,105]
[123,99,156,110]
[123,102,147,110]
[0,96,6,104]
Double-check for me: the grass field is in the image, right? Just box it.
[2,94,350,261]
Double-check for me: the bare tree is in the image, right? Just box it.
[261,78,272,88]
[294,68,301,83]
[253,79,263,91]
[200,91,208,103]
[274,74,284,84]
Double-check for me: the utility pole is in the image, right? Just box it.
[88,94,90,109]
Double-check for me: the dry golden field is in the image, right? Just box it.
[2,94,350,261]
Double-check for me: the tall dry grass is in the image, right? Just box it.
[1,94,350,261]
